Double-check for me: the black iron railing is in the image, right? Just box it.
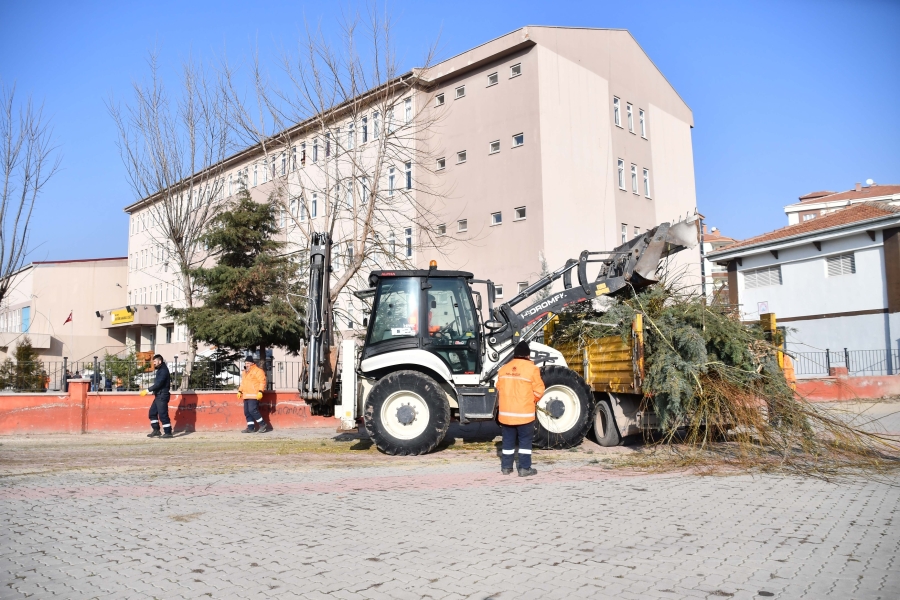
[791,349,900,377]
[0,358,305,393]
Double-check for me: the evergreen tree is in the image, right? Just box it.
[170,190,304,357]
[0,337,48,391]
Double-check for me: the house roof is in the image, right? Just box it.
[790,185,900,208]
[798,190,836,202]
[710,202,900,257]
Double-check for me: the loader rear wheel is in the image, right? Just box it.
[533,366,593,449]
[364,370,450,456]
[593,397,622,447]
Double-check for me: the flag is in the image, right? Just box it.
[63,311,72,325]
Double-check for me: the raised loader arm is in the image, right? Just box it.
[484,217,700,355]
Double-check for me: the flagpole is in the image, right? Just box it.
[70,310,74,368]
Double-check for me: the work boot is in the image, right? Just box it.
[147,430,161,438]
[241,427,255,434]
[256,422,269,433]
[161,430,174,439]
[518,468,537,477]
[501,468,513,475]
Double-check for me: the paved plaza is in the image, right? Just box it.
[1,407,899,600]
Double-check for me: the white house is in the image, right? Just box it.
[708,202,900,377]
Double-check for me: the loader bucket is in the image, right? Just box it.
[629,215,700,287]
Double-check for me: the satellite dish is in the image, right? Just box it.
[866,178,874,185]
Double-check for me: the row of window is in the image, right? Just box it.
[436,134,524,170]
[613,97,648,138]
[617,159,651,197]
[130,247,168,272]
[436,206,527,235]
[434,63,522,107]
[744,253,857,289]
[128,283,184,306]
[493,281,530,300]
[620,223,646,245]
[0,307,29,333]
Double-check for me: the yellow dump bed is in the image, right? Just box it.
[546,314,644,395]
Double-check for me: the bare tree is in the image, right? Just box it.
[108,55,231,385]
[0,83,60,307]
[224,8,451,316]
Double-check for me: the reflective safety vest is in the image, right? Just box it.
[496,358,545,425]
[239,364,268,397]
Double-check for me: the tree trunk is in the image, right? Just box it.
[181,269,196,391]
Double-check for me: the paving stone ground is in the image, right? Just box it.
[1,403,899,600]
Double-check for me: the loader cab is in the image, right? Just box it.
[363,270,482,374]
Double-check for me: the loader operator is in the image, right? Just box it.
[238,356,269,433]
[496,341,545,477]
[141,355,172,438]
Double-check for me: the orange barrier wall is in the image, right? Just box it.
[0,380,334,435]
[797,375,900,402]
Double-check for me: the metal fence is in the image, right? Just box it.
[0,358,305,393]
[791,349,900,377]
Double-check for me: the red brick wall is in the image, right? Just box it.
[0,380,334,435]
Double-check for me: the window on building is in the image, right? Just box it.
[514,206,526,221]
[389,231,396,255]
[457,150,467,163]
[436,157,446,170]
[405,227,413,258]
[621,224,627,244]
[300,199,308,222]
[313,139,318,162]
[489,140,500,154]
[495,284,504,298]
[455,85,466,99]
[517,282,528,294]
[617,159,625,189]
[346,181,353,210]
[361,177,369,204]
[165,324,173,344]
[405,98,412,123]
[627,103,634,133]
[631,164,638,193]
[227,175,233,196]
[347,243,354,267]
[292,146,297,171]
[634,226,640,238]
[491,212,502,226]
[437,223,446,236]
[510,63,521,78]
[487,72,498,86]
[361,117,368,143]
[435,93,444,107]
[373,111,381,138]
[744,265,783,289]
[458,219,468,232]
[301,142,306,166]
[347,122,355,150]
[311,193,318,218]
[512,133,524,147]
[326,132,331,157]
[803,214,816,222]
[388,167,395,196]
[613,97,621,127]
[643,168,651,198]
[405,162,412,190]
[827,253,856,277]
[281,152,287,175]
[253,163,258,186]
[639,109,646,138]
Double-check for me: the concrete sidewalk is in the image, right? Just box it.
[1,421,899,599]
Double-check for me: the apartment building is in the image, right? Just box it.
[784,183,900,225]
[123,26,700,361]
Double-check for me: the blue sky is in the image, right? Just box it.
[1,0,897,260]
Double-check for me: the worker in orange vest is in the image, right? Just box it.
[496,341,545,477]
[238,356,269,433]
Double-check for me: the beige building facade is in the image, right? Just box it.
[0,258,128,364]
[123,27,700,362]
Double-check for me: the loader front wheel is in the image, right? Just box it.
[533,366,593,449]
[364,370,450,456]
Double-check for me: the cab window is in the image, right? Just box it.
[368,277,420,344]
[427,278,479,373]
